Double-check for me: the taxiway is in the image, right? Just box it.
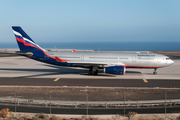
[0,77,180,87]
[0,56,179,79]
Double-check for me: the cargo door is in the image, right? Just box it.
[45,55,49,60]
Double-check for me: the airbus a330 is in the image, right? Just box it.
[12,26,174,75]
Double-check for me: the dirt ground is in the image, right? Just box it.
[3,112,180,120]
[0,87,180,101]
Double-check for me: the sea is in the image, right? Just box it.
[0,41,180,51]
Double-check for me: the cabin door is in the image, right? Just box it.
[132,55,136,62]
[81,55,84,61]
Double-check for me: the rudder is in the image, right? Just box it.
[12,26,44,52]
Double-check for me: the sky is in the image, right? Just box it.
[0,0,180,44]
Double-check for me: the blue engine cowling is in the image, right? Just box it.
[105,66,126,75]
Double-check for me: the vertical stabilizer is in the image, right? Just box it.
[12,26,45,52]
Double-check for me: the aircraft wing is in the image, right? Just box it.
[68,61,125,67]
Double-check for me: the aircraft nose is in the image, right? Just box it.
[171,60,174,64]
[169,59,174,65]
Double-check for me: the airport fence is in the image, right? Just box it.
[0,87,180,115]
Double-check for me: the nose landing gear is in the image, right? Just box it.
[153,68,157,75]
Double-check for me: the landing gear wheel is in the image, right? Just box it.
[88,66,98,75]
[153,72,157,75]
[94,70,98,75]
[153,68,157,75]
[88,69,93,75]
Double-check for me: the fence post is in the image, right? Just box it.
[170,100,172,107]
[17,99,19,106]
[123,90,125,116]
[50,91,51,115]
[80,89,88,117]
[45,101,47,107]
[86,90,88,119]
[137,101,139,108]
[15,92,16,113]
[75,102,77,108]
[165,91,167,115]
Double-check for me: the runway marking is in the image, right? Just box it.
[143,79,148,83]
[54,78,60,82]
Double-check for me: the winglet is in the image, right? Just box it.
[72,49,77,52]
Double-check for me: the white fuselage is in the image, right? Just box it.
[46,51,174,68]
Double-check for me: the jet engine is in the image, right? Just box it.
[104,66,126,75]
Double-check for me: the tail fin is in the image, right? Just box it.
[12,26,70,62]
[12,26,45,52]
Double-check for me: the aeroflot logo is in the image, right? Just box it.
[13,30,46,51]
[137,55,155,57]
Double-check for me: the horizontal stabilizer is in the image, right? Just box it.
[15,51,33,57]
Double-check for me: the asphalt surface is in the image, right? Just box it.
[0,77,180,87]
[1,104,180,114]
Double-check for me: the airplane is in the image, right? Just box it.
[12,26,174,75]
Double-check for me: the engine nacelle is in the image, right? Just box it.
[104,66,126,75]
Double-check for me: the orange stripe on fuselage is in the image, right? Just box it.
[54,56,71,62]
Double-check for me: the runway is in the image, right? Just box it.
[1,77,180,87]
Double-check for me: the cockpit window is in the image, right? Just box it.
[166,58,170,60]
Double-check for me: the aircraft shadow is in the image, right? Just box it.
[43,64,116,77]
[0,64,142,78]
[0,67,114,78]
[80,73,116,77]
[144,73,154,75]
[126,71,142,74]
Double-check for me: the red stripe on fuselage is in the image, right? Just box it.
[15,37,70,62]
[123,65,161,68]
[54,57,70,62]
[123,66,125,75]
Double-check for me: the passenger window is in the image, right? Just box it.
[166,58,170,60]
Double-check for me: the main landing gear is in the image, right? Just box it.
[88,66,98,75]
[153,68,157,75]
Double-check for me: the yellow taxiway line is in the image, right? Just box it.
[54,78,60,82]
[143,79,148,83]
